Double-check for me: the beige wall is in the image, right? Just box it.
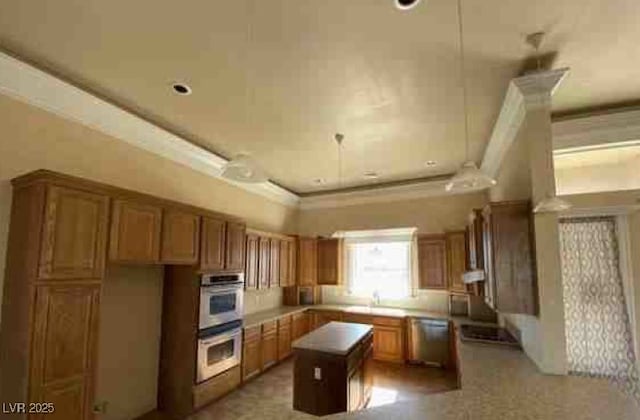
[555,149,640,196]
[97,265,164,420]
[0,94,297,419]
[298,192,488,238]
[298,192,487,312]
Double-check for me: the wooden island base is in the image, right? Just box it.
[292,322,374,416]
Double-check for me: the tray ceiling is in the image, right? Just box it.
[1,0,639,194]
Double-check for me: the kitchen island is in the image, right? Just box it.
[292,321,374,416]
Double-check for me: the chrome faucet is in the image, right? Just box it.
[371,291,381,307]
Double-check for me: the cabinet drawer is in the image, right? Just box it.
[343,313,373,325]
[244,325,261,342]
[262,320,277,334]
[372,316,403,327]
[193,366,240,410]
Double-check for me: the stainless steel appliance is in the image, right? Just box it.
[197,320,243,383]
[408,318,450,367]
[459,324,519,347]
[199,273,244,330]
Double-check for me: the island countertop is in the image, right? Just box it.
[292,321,373,356]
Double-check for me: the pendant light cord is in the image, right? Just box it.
[456,0,470,162]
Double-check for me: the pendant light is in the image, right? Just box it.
[221,0,269,184]
[525,32,572,213]
[335,133,344,188]
[445,0,496,193]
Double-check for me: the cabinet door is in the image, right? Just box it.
[288,239,297,286]
[269,239,280,288]
[362,348,373,404]
[446,231,467,293]
[245,234,259,290]
[317,238,341,285]
[417,235,447,289]
[261,327,278,370]
[242,327,261,381]
[39,186,109,280]
[347,367,363,412]
[297,237,317,286]
[292,312,308,340]
[279,240,290,287]
[109,200,162,263]
[277,317,292,360]
[160,210,200,264]
[482,211,496,309]
[258,237,270,289]
[30,284,100,420]
[373,326,403,362]
[225,222,246,272]
[200,217,226,271]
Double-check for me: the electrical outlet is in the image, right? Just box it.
[314,367,322,380]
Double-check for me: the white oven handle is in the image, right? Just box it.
[200,327,242,347]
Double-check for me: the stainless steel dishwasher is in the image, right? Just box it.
[408,318,450,367]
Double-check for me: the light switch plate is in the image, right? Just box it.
[314,367,322,380]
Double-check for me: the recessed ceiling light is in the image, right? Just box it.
[364,171,379,179]
[395,0,422,11]
[172,82,192,95]
[425,160,437,167]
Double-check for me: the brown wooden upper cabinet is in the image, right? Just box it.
[160,210,200,265]
[225,222,246,272]
[297,237,317,286]
[317,238,342,286]
[482,201,537,314]
[38,186,109,280]
[446,231,467,293]
[417,234,447,289]
[245,233,259,290]
[269,238,280,288]
[109,199,162,264]
[200,217,226,271]
[201,218,246,272]
[279,240,290,287]
[258,236,270,289]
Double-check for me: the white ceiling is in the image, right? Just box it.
[1,0,639,194]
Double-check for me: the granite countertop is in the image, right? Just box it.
[243,306,310,328]
[291,321,373,355]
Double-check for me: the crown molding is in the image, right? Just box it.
[552,108,640,152]
[0,51,299,207]
[481,68,569,178]
[299,178,482,210]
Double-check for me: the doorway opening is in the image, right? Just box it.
[559,217,640,402]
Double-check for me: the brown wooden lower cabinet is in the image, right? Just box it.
[192,366,241,411]
[292,311,309,340]
[310,310,343,329]
[261,321,279,370]
[242,326,262,382]
[277,316,293,360]
[293,328,373,416]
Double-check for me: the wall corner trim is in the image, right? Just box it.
[481,68,569,178]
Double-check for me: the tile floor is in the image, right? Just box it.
[187,359,458,420]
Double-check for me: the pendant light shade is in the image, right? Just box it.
[221,154,268,184]
[445,0,497,193]
[533,195,572,213]
[445,161,496,192]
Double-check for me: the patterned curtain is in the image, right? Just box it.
[559,217,640,402]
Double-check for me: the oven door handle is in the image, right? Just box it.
[200,327,242,346]
[200,284,243,294]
